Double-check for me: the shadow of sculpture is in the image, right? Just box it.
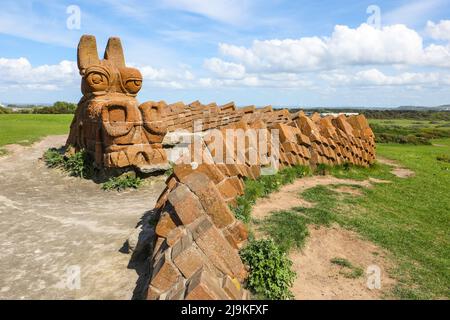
[119,209,158,300]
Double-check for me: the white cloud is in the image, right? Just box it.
[203,58,246,79]
[0,58,197,91]
[426,20,450,41]
[133,64,195,89]
[382,0,445,27]
[0,58,78,91]
[321,68,447,87]
[162,0,251,25]
[216,23,450,72]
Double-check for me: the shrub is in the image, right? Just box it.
[102,175,142,191]
[0,106,12,114]
[43,147,92,178]
[64,150,91,178]
[43,148,65,168]
[164,161,175,176]
[32,101,77,114]
[240,239,296,300]
[436,154,450,163]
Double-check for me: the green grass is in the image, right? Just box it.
[369,119,450,128]
[334,139,450,299]
[0,114,73,147]
[327,162,395,181]
[256,210,309,253]
[231,166,311,223]
[330,257,364,279]
[255,139,449,299]
[102,175,143,191]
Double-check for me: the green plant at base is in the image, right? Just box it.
[64,149,91,178]
[102,175,142,191]
[43,147,93,178]
[43,148,65,168]
[240,239,296,300]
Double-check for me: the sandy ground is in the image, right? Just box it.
[377,157,415,178]
[251,174,398,300]
[0,136,166,299]
[291,225,395,300]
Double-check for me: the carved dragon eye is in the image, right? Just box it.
[124,78,142,94]
[85,66,110,92]
[119,67,143,95]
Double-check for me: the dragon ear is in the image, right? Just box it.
[104,37,126,68]
[77,35,100,74]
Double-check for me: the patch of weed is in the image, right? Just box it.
[240,239,296,300]
[102,175,142,191]
[436,154,450,163]
[43,147,93,178]
[230,166,310,223]
[330,257,364,279]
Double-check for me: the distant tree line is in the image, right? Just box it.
[1,101,77,114]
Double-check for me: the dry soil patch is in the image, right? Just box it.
[0,136,166,299]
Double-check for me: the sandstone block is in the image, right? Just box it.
[151,251,181,292]
[185,269,230,300]
[182,173,235,228]
[223,220,248,249]
[222,276,243,300]
[173,243,205,279]
[189,216,246,281]
[168,184,205,225]
[155,210,178,238]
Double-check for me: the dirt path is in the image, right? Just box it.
[0,136,166,299]
[377,157,415,178]
[251,174,396,300]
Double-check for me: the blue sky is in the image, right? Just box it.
[0,0,449,107]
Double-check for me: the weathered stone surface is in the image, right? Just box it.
[165,278,187,300]
[182,173,235,229]
[223,221,248,249]
[168,185,205,225]
[222,276,243,300]
[147,285,162,300]
[174,163,226,184]
[189,217,246,281]
[155,210,177,238]
[172,243,205,279]
[185,269,230,300]
[151,251,181,292]
[166,226,186,247]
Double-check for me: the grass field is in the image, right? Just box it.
[369,119,450,128]
[368,118,450,144]
[0,114,73,150]
[261,139,450,299]
[346,139,450,299]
